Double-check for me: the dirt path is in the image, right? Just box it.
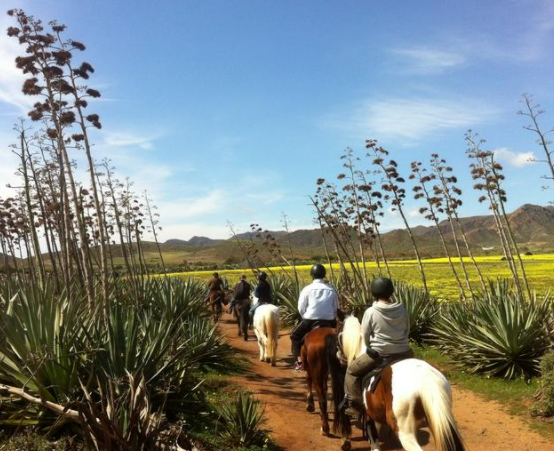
[219,313,554,451]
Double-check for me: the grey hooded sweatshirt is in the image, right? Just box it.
[361,300,410,356]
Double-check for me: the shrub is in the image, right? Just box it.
[533,352,554,418]
[393,280,438,345]
[431,280,552,379]
[217,392,267,448]
[271,273,303,327]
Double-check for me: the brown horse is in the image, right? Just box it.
[207,290,226,321]
[301,327,351,442]
[232,297,251,340]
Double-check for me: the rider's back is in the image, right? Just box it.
[361,301,410,356]
[298,279,338,320]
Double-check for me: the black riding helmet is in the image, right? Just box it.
[257,271,268,281]
[310,264,326,279]
[370,277,394,299]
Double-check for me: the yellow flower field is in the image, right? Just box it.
[163,254,554,300]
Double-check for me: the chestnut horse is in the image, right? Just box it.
[330,316,465,451]
[301,327,350,441]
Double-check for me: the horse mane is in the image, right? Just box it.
[341,315,363,366]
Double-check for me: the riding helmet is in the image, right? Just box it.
[310,264,326,279]
[370,277,394,299]
[258,271,268,281]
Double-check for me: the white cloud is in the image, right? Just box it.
[324,97,498,142]
[494,147,536,167]
[102,131,159,150]
[390,47,466,74]
[158,190,225,222]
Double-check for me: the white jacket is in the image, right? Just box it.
[298,279,339,320]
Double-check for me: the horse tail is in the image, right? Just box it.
[265,306,279,362]
[325,333,351,437]
[342,315,363,365]
[419,370,465,451]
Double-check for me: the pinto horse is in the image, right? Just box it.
[253,304,280,366]
[329,316,465,451]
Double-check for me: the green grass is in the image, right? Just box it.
[413,346,554,441]
[164,254,554,300]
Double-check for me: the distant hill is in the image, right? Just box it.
[165,236,224,247]
[3,203,554,269]
[178,203,554,262]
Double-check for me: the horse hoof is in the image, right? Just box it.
[244,336,248,341]
[341,440,352,451]
[320,427,330,437]
[271,362,276,367]
[306,404,315,413]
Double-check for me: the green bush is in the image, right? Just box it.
[533,352,554,418]
[393,280,438,345]
[431,280,552,379]
[217,392,267,448]
[271,273,303,327]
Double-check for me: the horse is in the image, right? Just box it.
[329,315,465,451]
[232,296,251,341]
[301,327,351,439]
[253,303,279,366]
[207,290,225,321]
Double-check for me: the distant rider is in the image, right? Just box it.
[290,264,339,372]
[343,277,413,417]
[249,271,273,318]
[228,274,251,314]
[207,272,225,310]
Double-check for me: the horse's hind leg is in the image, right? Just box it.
[303,349,315,413]
[396,405,423,451]
[314,372,330,436]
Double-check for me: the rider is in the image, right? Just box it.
[228,274,251,314]
[208,272,224,293]
[343,277,413,418]
[290,264,339,372]
[249,271,273,318]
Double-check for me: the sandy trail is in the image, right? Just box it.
[219,314,554,451]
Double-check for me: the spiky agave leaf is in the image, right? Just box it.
[432,280,552,379]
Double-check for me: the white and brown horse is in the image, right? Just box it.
[329,316,465,451]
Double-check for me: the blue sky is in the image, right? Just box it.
[1,0,554,240]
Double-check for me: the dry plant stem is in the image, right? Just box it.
[317,217,336,284]
[489,157,532,299]
[411,163,467,300]
[144,191,166,274]
[16,128,46,286]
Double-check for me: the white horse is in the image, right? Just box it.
[337,315,465,451]
[253,303,280,366]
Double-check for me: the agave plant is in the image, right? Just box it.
[270,273,303,327]
[393,280,438,345]
[217,391,267,448]
[0,283,91,427]
[432,280,552,379]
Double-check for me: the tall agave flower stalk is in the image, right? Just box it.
[410,161,468,300]
[430,153,487,294]
[366,140,429,295]
[466,132,531,300]
[519,94,554,197]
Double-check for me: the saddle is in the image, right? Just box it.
[362,351,412,393]
[311,319,336,330]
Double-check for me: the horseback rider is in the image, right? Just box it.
[249,271,273,318]
[290,264,339,372]
[207,272,225,310]
[228,274,251,314]
[343,277,413,417]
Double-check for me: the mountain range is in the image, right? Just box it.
[2,204,554,267]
